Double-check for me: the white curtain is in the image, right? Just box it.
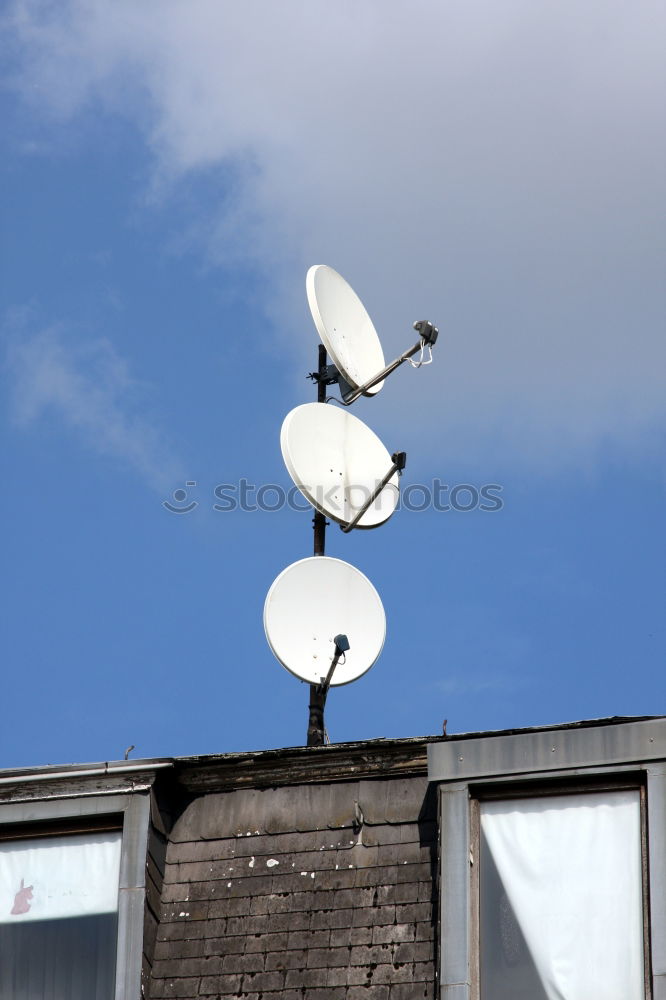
[480,790,644,1000]
[0,831,121,999]
[0,831,121,923]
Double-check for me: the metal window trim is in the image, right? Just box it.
[647,765,666,984]
[432,734,666,1000]
[439,783,471,1000]
[0,790,150,1000]
[427,718,666,784]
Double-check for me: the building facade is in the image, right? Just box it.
[0,716,663,999]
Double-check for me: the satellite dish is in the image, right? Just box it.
[307,265,386,397]
[264,556,386,686]
[281,403,400,529]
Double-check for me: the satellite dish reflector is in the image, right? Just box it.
[307,265,386,396]
[264,556,386,685]
[281,403,399,529]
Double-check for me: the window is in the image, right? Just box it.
[0,822,122,998]
[427,718,666,1000]
[478,789,645,1000]
[0,791,151,1000]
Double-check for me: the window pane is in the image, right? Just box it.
[0,830,121,1000]
[480,790,644,1000]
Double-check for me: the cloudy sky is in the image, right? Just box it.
[2,0,664,768]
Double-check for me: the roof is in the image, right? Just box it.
[1,716,662,792]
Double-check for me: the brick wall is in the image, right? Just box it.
[148,777,437,999]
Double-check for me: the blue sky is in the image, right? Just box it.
[1,1,664,769]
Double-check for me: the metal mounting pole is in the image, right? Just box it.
[307,636,349,747]
[313,344,327,558]
[308,344,329,745]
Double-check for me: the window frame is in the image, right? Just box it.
[427,719,666,1000]
[0,791,150,999]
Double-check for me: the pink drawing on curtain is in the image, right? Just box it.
[11,879,33,915]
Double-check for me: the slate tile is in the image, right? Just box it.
[372,922,416,945]
[310,906,352,930]
[159,901,209,922]
[149,977,200,998]
[389,981,434,999]
[349,944,394,966]
[393,941,433,963]
[245,930,288,953]
[287,928,330,950]
[198,973,242,995]
[329,926,352,948]
[358,777,428,824]
[415,920,435,941]
[239,970,285,991]
[220,952,264,973]
[352,903,396,927]
[209,894,251,917]
[327,965,350,987]
[152,957,222,979]
[394,902,431,923]
[349,925,372,946]
[264,948,308,971]
[153,937,204,961]
[347,986,390,1000]
[285,966,329,987]
[306,945,343,969]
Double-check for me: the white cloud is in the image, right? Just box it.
[5,0,665,467]
[5,319,181,491]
